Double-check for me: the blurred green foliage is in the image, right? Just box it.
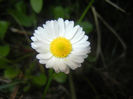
[8,1,36,27]
[0,21,9,40]
[0,45,10,57]
[53,6,70,19]
[77,21,93,33]
[30,0,43,13]
[54,72,67,83]
[31,73,47,86]
[4,68,20,79]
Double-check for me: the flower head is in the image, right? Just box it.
[31,18,91,74]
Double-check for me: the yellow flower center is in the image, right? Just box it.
[50,37,72,58]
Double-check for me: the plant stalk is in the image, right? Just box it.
[42,70,54,99]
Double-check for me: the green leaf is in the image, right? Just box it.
[0,45,10,57]
[53,6,70,19]
[0,21,9,40]
[54,72,67,83]
[77,21,93,33]
[8,1,37,27]
[32,73,47,86]
[4,68,20,79]
[30,0,43,13]
[0,58,9,69]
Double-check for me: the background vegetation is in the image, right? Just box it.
[0,0,132,99]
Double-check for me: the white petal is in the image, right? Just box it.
[39,59,49,64]
[34,29,51,43]
[36,52,52,60]
[53,20,59,37]
[65,21,74,30]
[72,46,91,55]
[46,57,55,68]
[46,57,60,73]
[64,67,70,74]
[31,42,49,53]
[58,62,68,73]
[65,25,80,40]
[31,42,48,53]
[64,57,81,70]
[64,20,69,26]
[31,36,37,41]
[53,65,60,73]
[73,41,90,49]
[46,57,70,73]
[73,35,88,45]
[31,43,37,49]
[58,18,65,36]
[45,20,59,39]
[68,54,84,63]
[54,59,69,74]
[71,28,85,44]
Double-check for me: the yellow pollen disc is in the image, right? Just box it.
[50,37,72,58]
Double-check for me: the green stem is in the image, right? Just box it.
[78,0,95,22]
[42,69,54,99]
[69,73,76,99]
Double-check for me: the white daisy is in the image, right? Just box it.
[31,18,91,74]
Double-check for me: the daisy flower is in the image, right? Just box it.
[31,18,91,74]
